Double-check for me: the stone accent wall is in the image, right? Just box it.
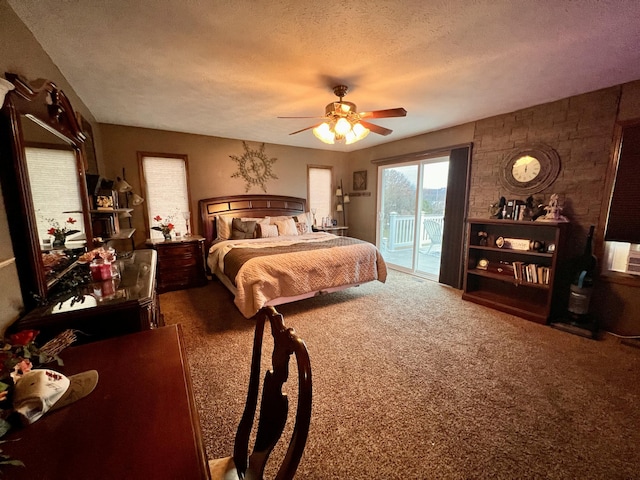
[470,86,621,256]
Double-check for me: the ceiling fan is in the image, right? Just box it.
[278,85,407,145]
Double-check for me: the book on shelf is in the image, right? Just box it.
[512,261,550,285]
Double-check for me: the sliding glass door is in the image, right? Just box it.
[377,157,449,280]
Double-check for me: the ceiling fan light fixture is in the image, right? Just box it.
[286,84,404,146]
[313,122,335,144]
[334,117,352,136]
[350,122,370,141]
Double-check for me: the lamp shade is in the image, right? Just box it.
[336,187,343,197]
[131,193,145,206]
[343,194,350,204]
[336,204,343,212]
[114,177,133,193]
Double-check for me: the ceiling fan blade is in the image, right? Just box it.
[359,108,407,119]
[360,120,393,136]
[278,116,325,119]
[289,124,322,135]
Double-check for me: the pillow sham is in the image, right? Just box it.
[216,215,233,240]
[274,218,298,236]
[257,224,279,238]
[269,215,292,224]
[231,218,257,239]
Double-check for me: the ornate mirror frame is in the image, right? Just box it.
[0,73,93,309]
[499,143,561,196]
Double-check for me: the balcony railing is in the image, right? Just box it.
[386,213,444,252]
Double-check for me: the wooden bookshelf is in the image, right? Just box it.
[462,218,570,324]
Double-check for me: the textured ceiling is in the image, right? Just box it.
[8,0,640,152]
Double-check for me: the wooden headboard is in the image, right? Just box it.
[199,194,307,250]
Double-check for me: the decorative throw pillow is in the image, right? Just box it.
[295,222,308,235]
[294,212,314,232]
[231,218,257,239]
[257,224,279,238]
[216,216,233,240]
[242,217,271,226]
[274,218,298,236]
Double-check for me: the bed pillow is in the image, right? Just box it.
[242,217,271,226]
[294,212,314,232]
[231,218,257,239]
[216,216,233,240]
[269,215,292,224]
[274,218,298,236]
[257,224,279,238]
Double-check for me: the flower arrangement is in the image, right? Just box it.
[0,329,75,469]
[78,246,116,264]
[152,215,174,238]
[47,217,80,246]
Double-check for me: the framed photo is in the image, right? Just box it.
[353,170,367,191]
[94,191,116,210]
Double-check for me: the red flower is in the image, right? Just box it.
[8,329,39,346]
[47,227,56,235]
[154,215,162,222]
[167,223,174,230]
[66,217,77,224]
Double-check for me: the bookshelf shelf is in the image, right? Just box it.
[467,269,550,290]
[462,218,570,324]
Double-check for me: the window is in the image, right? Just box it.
[603,123,640,276]
[307,166,332,226]
[26,147,85,244]
[139,153,191,239]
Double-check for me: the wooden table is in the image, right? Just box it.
[4,325,210,479]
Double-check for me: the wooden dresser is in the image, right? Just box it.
[10,249,161,344]
[3,325,209,479]
[146,236,207,293]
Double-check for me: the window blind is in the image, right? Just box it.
[605,124,640,243]
[25,147,85,242]
[142,156,190,239]
[308,167,332,223]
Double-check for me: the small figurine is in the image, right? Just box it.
[537,193,569,222]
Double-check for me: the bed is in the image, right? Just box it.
[199,194,387,318]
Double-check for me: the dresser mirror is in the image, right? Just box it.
[0,73,93,309]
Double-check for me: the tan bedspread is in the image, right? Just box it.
[208,233,387,318]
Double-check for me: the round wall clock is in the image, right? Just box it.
[499,144,560,195]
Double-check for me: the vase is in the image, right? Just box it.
[52,235,65,248]
[163,231,172,241]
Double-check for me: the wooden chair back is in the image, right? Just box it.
[233,306,312,480]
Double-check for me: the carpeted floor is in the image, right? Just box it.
[161,270,640,479]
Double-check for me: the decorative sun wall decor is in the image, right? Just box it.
[230,142,278,192]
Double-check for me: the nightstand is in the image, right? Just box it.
[312,226,349,236]
[146,236,207,293]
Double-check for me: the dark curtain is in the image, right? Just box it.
[605,123,640,243]
[439,146,471,288]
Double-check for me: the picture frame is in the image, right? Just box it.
[353,170,367,191]
[94,191,117,210]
